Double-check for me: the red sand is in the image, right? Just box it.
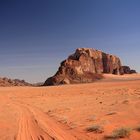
[0,74,140,140]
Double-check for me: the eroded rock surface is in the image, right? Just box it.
[120,66,137,74]
[44,48,136,86]
[0,77,32,86]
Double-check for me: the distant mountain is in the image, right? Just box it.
[44,48,136,86]
[0,77,32,87]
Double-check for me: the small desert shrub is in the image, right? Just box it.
[122,100,129,104]
[134,126,140,132]
[105,127,131,139]
[86,125,104,133]
[106,112,117,116]
[58,116,67,124]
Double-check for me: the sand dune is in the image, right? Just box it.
[0,74,140,140]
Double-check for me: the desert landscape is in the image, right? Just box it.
[0,48,139,140]
[0,74,140,140]
[1,1,140,140]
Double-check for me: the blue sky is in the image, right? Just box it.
[0,0,140,83]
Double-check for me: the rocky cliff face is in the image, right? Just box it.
[44,48,136,86]
[44,48,124,86]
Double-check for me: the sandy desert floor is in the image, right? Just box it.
[0,74,140,140]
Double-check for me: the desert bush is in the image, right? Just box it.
[86,125,104,133]
[105,127,131,139]
[134,125,140,132]
[106,112,117,116]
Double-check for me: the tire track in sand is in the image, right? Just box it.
[16,106,54,140]
[16,103,77,140]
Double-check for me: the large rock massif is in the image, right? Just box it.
[44,48,136,86]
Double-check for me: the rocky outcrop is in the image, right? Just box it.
[44,48,125,86]
[130,70,137,74]
[120,66,137,74]
[0,77,32,86]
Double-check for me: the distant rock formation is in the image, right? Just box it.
[120,66,137,74]
[0,77,32,87]
[44,48,136,86]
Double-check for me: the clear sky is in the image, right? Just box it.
[0,0,140,83]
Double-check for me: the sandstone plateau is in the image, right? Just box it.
[44,48,136,86]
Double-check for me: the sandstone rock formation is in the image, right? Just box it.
[120,66,137,74]
[44,48,137,86]
[44,48,121,86]
[0,77,32,86]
